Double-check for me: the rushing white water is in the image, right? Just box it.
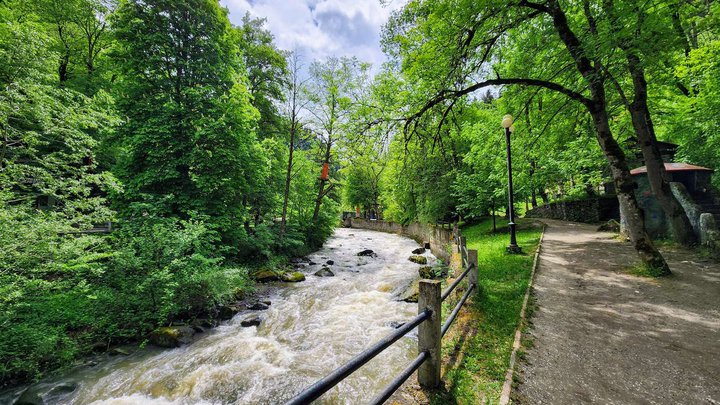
[13,228,437,405]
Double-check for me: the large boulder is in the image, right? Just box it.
[252,269,279,283]
[217,304,240,320]
[314,268,335,277]
[149,326,195,348]
[699,213,718,245]
[408,255,428,265]
[281,271,306,282]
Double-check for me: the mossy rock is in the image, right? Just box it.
[418,266,435,279]
[252,269,279,282]
[408,255,428,265]
[281,271,306,282]
[399,280,420,303]
[148,326,195,348]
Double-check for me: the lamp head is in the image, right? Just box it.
[501,114,513,129]
[509,125,516,133]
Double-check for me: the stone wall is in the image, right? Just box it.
[525,196,619,224]
[344,218,455,264]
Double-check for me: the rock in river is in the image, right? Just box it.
[357,249,377,257]
[408,255,428,265]
[149,326,195,348]
[412,247,426,255]
[16,382,78,405]
[241,315,262,327]
[314,267,335,277]
[418,266,435,279]
[326,260,334,265]
[247,301,270,310]
[252,269,279,283]
[217,304,240,320]
[281,271,306,282]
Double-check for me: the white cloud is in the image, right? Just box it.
[220,0,404,72]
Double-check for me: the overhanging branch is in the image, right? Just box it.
[404,77,592,135]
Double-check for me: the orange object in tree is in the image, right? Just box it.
[320,162,329,180]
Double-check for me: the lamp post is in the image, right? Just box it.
[502,114,522,254]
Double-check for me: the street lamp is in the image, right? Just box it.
[502,114,522,254]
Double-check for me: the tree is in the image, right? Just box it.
[587,0,696,245]
[280,52,309,235]
[34,0,114,93]
[112,0,261,251]
[305,56,370,223]
[236,13,288,140]
[384,0,671,273]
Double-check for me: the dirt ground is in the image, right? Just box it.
[514,219,720,405]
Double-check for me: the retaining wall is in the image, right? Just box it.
[525,196,619,224]
[344,218,454,264]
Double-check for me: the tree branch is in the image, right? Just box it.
[404,77,591,135]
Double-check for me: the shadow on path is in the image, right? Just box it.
[514,220,720,405]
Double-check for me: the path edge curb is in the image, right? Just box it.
[499,222,546,405]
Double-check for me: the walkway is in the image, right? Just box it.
[515,220,720,404]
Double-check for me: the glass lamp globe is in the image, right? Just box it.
[501,114,513,129]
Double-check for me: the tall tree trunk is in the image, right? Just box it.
[546,0,670,274]
[529,160,538,208]
[589,104,670,274]
[280,123,296,235]
[539,187,549,204]
[626,53,695,245]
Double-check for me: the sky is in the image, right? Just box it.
[219,0,404,71]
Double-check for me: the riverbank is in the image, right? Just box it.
[2,228,438,404]
[388,218,543,404]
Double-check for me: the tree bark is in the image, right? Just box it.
[544,0,670,274]
[589,103,670,274]
[625,53,695,245]
[280,123,295,235]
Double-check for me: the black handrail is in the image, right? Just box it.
[441,263,474,301]
[441,284,475,337]
[369,351,428,405]
[285,309,432,405]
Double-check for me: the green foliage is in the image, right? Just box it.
[112,0,260,249]
[666,39,720,188]
[0,204,111,383]
[237,13,288,140]
[0,0,341,387]
[434,219,542,404]
[100,217,250,333]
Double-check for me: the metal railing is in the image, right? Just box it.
[285,237,479,405]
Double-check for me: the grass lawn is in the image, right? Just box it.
[431,218,543,405]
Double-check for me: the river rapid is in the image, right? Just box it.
[7,228,437,405]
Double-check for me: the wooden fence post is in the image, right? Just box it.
[418,280,441,388]
[468,249,478,290]
[459,236,467,267]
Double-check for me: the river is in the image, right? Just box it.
[7,228,436,405]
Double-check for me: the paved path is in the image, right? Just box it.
[515,220,720,405]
